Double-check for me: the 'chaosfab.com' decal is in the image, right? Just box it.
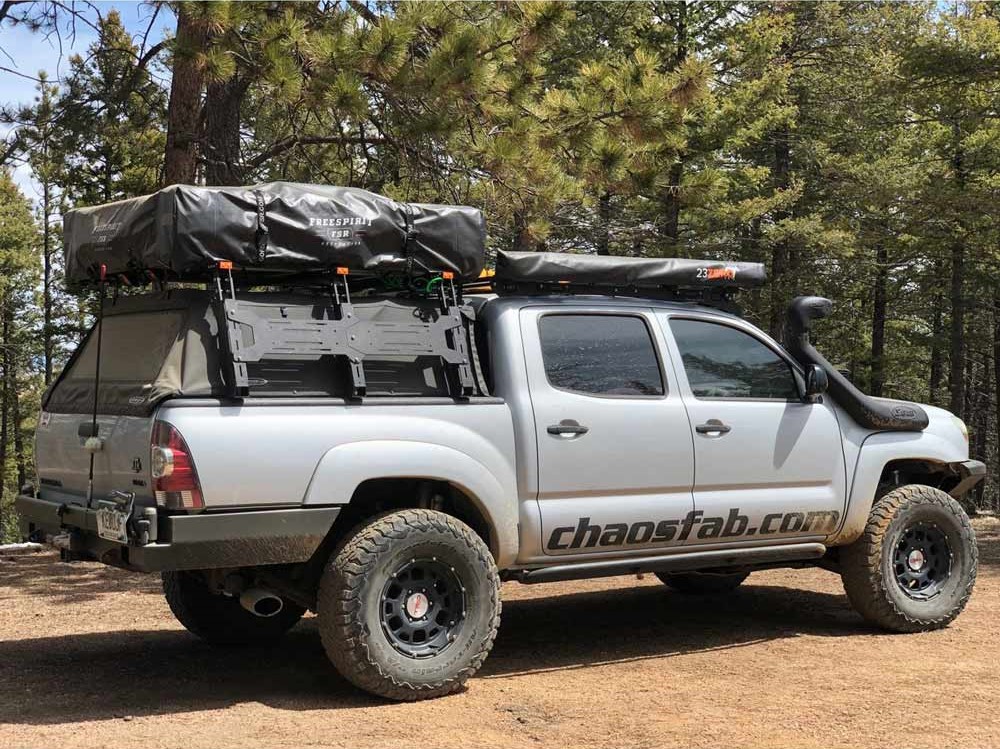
[546,508,840,551]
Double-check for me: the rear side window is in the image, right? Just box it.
[669,318,798,399]
[66,311,185,382]
[539,314,663,396]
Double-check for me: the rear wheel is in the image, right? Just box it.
[162,570,305,646]
[840,484,977,632]
[656,571,749,594]
[316,509,501,701]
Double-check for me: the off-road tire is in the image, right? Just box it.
[656,571,749,594]
[316,509,501,701]
[840,484,977,633]
[162,570,305,646]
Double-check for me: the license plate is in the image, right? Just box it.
[96,505,130,543]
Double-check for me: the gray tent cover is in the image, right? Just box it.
[494,250,766,288]
[63,182,486,286]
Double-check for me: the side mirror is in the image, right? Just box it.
[804,364,828,400]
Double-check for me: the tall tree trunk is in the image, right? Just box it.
[163,4,208,186]
[0,292,9,510]
[42,178,53,385]
[993,291,1000,512]
[950,237,966,418]
[12,363,23,490]
[768,122,792,341]
[596,192,611,256]
[659,1,687,250]
[973,349,989,509]
[949,125,966,418]
[930,259,945,403]
[661,162,683,248]
[204,76,249,185]
[512,212,532,252]
[870,242,888,397]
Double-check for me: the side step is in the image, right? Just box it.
[516,542,827,584]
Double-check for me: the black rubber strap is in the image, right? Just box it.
[401,203,416,275]
[466,313,490,396]
[254,191,269,263]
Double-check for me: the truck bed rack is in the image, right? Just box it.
[213,265,478,399]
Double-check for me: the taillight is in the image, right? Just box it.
[151,421,204,511]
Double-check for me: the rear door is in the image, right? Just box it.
[520,307,696,557]
[659,313,847,543]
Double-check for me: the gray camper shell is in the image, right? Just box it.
[43,289,486,418]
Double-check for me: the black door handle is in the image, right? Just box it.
[695,421,731,435]
[547,423,589,436]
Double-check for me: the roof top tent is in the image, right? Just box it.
[62,182,487,287]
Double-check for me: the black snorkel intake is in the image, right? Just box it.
[785,296,928,432]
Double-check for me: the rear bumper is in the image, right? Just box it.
[948,459,987,499]
[15,493,340,573]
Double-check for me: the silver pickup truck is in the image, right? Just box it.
[17,267,984,701]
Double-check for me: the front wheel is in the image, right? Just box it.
[840,484,977,633]
[316,509,501,701]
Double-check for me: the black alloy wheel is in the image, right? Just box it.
[892,521,952,600]
[379,557,466,658]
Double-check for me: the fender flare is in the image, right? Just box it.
[302,439,519,567]
[830,430,968,546]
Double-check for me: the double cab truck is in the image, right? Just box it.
[17,185,984,701]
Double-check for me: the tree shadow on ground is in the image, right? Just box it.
[0,552,161,605]
[0,578,871,724]
[972,517,1000,568]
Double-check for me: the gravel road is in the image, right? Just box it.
[2,518,999,749]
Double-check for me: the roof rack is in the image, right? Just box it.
[492,279,742,307]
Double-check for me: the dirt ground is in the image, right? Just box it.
[2,521,1000,749]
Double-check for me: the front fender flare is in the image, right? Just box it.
[831,430,969,546]
[302,439,518,567]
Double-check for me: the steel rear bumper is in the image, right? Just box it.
[15,493,340,572]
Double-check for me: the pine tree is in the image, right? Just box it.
[57,9,167,203]
[17,73,62,384]
[0,171,39,541]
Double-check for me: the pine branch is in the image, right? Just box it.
[245,134,389,170]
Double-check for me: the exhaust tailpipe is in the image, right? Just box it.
[239,588,284,618]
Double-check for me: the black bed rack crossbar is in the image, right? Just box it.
[492,279,745,312]
[212,263,476,399]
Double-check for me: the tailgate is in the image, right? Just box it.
[35,412,154,502]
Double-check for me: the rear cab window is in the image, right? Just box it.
[538,313,664,397]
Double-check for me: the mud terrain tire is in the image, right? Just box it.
[317,509,501,701]
[840,484,977,633]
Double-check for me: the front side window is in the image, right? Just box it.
[669,318,798,399]
[539,314,664,396]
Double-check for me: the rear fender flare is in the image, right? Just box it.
[302,440,518,567]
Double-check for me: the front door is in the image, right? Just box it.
[521,308,696,557]
[660,314,847,544]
